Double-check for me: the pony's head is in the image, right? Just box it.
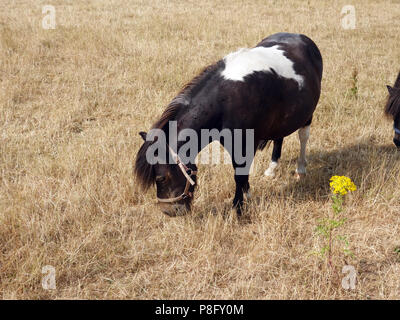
[134,63,224,216]
[385,84,400,149]
[134,131,197,217]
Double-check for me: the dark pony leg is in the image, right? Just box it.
[230,134,255,216]
[264,138,283,177]
[232,173,250,215]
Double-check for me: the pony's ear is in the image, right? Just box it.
[139,131,147,141]
[387,85,394,95]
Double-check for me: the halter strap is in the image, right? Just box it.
[167,146,196,185]
[394,125,400,135]
[156,145,197,204]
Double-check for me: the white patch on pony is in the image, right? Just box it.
[264,161,278,177]
[221,45,304,87]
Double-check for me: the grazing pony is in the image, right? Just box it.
[385,71,400,148]
[135,33,323,216]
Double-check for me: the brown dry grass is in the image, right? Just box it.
[1,0,400,299]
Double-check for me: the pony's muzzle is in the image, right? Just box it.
[158,203,188,217]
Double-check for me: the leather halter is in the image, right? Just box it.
[156,145,197,204]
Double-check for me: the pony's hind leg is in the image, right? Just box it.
[295,124,311,179]
[264,138,283,178]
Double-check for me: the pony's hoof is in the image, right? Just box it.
[264,169,275,178]
[238,214,252,224]
[264,161,278,178]
[295,172,306,180]
[229,208,238,217]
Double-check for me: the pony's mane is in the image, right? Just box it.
[385,71,400,119]
[134,61,223,190]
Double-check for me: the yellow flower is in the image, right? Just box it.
[329,175,357,195]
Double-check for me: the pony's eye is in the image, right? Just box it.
[156,176,166,183]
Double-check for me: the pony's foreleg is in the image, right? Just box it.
[232,174,249,215]
[230,134,254,216]
[295,125,310,179]
[264,138,283,177]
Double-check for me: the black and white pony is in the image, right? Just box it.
[135,33,323,216]
[385,71,400,148]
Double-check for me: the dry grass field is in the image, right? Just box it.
[1,0,400,299]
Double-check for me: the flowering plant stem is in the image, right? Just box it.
[328,194,343,268]
[315,175,356,271]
